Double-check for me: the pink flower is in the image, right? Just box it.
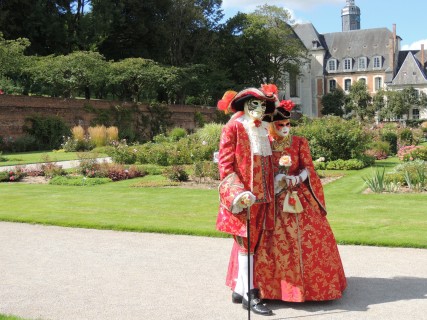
[279,155,292,167]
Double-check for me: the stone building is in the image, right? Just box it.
[289,0,426,120]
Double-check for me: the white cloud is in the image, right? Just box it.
[401,39,427,51]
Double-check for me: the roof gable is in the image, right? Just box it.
[392,51,427,85]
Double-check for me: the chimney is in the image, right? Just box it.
[391,24,397,74]
[421,44,425,71]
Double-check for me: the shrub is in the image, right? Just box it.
[194,123,223,149]
[292,116,371,161]
[385,160,427,191]
[168,127,187,141]
[97,163,145,181]
[41,162,66,178]
[163,165,189,182]
[380,131,398,154]
[326,159,366,170]
[23,115,70,150]
[135,164,163,175]
[397,145,427,162]
[0,168,26,182]
[49,176,112,186]
[61,135,94,152]
[399,128,413,146]
[109,140,137,164]
[193,161,219,182]
[365,140,390,160]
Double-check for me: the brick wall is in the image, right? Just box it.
[0,95,217,138]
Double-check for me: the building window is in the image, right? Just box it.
[344,79,352,91]
[358,78,366,86]
[374,77,382,90]
[290,73,298,97]
[358,57,367,70]
[344,58,352,71]
[328,59,337,72]
[412,108,420,120]
[329,79,336,92]
[373,56,382,69]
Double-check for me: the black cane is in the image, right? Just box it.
[246,205,251,320]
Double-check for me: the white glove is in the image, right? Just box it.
[232,191,256,214]
[280,169,309,190]
[274,174,287,194]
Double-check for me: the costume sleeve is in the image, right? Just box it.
[299,137,327,215]
[218,123,247,211]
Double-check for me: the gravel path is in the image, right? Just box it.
[1,222,426,320]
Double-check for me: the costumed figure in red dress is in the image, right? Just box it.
[217,85,279,316]
[254,103,347,302]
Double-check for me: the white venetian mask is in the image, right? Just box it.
[244,99,266,120]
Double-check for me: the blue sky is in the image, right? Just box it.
[221,0,427,50]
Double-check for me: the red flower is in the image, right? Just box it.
[261,84,278,96]
[217,90,237,112]
[0,89,4,95]
[10,176,15,181]
[279,99,295,111]
[253,119,262,127]
[288,196,296,206]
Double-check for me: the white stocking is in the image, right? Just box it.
[235,253,254,300]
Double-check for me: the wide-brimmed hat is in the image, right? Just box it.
[217,85,278,114]
[263,100,296,122]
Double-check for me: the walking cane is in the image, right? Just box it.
[246,205,251,320]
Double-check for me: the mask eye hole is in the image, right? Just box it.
[248,99,266,111]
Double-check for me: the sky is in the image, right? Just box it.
[221,0,427,50]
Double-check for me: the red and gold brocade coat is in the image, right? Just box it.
[216,112,275,237]
[254,135,347,301]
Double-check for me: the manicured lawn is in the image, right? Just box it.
[0,151,107,167]
[324,158,426,248]
[0,176,221,237]
[0,157,426,248]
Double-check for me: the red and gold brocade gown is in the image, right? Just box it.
[254,135,347,302]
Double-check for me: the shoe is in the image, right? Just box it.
[242,288,273,316]
[232,291,243,304]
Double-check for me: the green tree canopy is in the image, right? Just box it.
[345,80,373,120]
[321,88,346,117]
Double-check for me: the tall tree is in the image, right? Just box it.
[321,88,346,117]
[0,0,92,55]
[217,5,306,88]
[90,0,171,61]
[345,80,373,120]
[161,0,223,66]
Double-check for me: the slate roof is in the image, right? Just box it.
[392,51,427,85]
[293,23,325,50]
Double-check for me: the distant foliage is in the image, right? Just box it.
[23,115,70,150]
[293,116,371,161]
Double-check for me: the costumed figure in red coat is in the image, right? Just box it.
[254,102,347,302]
[216,85,279,316]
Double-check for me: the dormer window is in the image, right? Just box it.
[328,59,337,72]
[312,40,318,49]
[373,56,382,69]
[344,58,352,71]
[358,57,367,70]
